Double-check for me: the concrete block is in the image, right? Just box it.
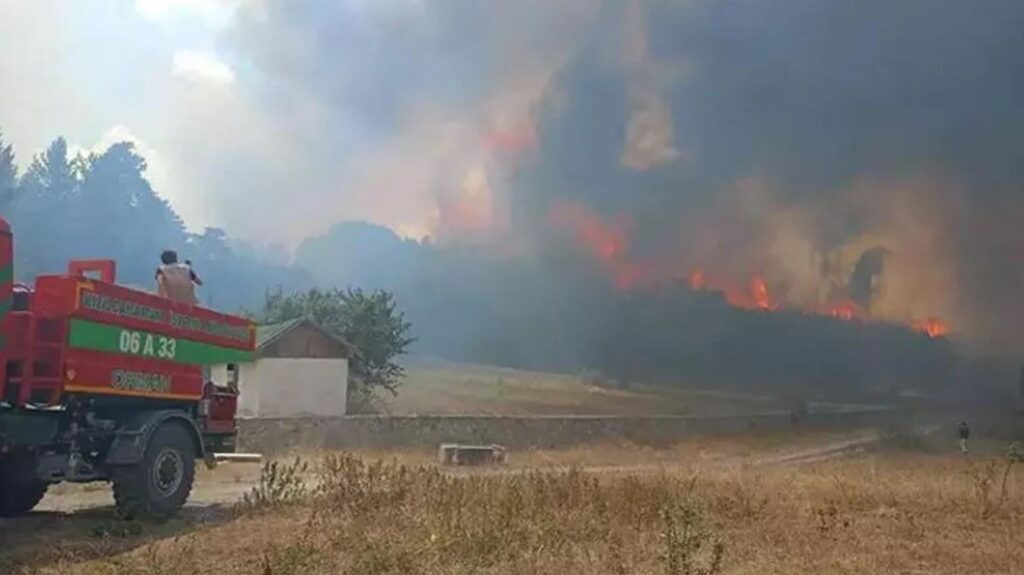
[438,443,508,466]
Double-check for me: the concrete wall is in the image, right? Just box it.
[238,407,895,455]
[229,358,348,418]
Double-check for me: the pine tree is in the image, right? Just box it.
[0,130,17,211]
[10,137,79,276]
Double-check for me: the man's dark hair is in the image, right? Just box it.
[160,250,178,265]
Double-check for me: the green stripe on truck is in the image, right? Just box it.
[68,318,254,366]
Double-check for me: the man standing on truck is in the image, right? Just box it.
[155,250,202,304]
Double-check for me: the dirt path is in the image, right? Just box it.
[452,431,882,478]
[27,430,883,515]
[28,454,264,514]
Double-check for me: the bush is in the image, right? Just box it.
[237,458,310,514]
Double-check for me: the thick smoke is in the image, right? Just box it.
[506,1,1023,345]
[846,247,889,311]
[235,1,1024,366]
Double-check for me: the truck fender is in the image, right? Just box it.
[103,410,205,466]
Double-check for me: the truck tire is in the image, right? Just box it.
[0,473,48,517]
[112,422,195,520]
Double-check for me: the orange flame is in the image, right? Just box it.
[911,317,949,338]
[825,299,862,321]
[550,219,953,336]
[548,201,653,292]
[547,201,629,262]
[688,269,707,290]
[685,268,950,335]
[688,269,777,311]
[751,275,777,311]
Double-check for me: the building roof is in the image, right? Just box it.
[255,317,305,349]
[255,317,357,357]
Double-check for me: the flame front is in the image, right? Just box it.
[689,270,777,311]
[547,201,628,261]
[547,203,950,337]
[751,275,777,311]
[911,317,949,338]
[826,299,862,321]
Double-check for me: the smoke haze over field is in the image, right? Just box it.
[3,1,1024,363]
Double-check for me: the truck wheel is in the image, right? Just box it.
[0,472,48,517]
[112,422,195,520]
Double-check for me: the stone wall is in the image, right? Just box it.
[238,406,895,455]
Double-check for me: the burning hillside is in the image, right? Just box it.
[546,198,950,340]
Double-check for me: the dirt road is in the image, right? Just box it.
[28,430,882,514]
[34,467,260,514]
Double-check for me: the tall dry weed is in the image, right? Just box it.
[267,452,727,573]
[660,499,724,575]
[70,451,1024,575]
[237,457,310,513]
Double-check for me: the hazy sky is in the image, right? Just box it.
[0,0,602,248]
[0,0,501,245]
[2,1,232,229]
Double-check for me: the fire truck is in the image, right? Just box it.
[0,216,254,518]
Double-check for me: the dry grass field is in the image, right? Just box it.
[8,431,1024,575]
[387,357,784,416]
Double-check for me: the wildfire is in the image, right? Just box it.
[547,208,951,337]
[750,275,777,311]
[688,269,777,311]
[687,269,706,290]
[825,299,862,321]
[613,262,648,292]
[547,201,654,291]
[911,317,949,338]
[686,268,950,336]
[547,201,629,261]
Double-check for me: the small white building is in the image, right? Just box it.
[214,317,354,418]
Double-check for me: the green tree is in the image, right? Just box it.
[0,131,17,210]
[75,142,186,283]
[261,287,414,399]
[24,137,76,200]
[10,137,80,277]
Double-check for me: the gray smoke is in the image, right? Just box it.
[229,0,1024,356]
[846,247,889,311]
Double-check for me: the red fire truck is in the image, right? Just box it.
[0,216,254,518]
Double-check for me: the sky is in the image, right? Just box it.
[0,0,593,246]
[2,1,230,230]
[0,0,434,244]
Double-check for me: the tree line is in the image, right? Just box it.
[0,132,413,402]
[0,132,305,310]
